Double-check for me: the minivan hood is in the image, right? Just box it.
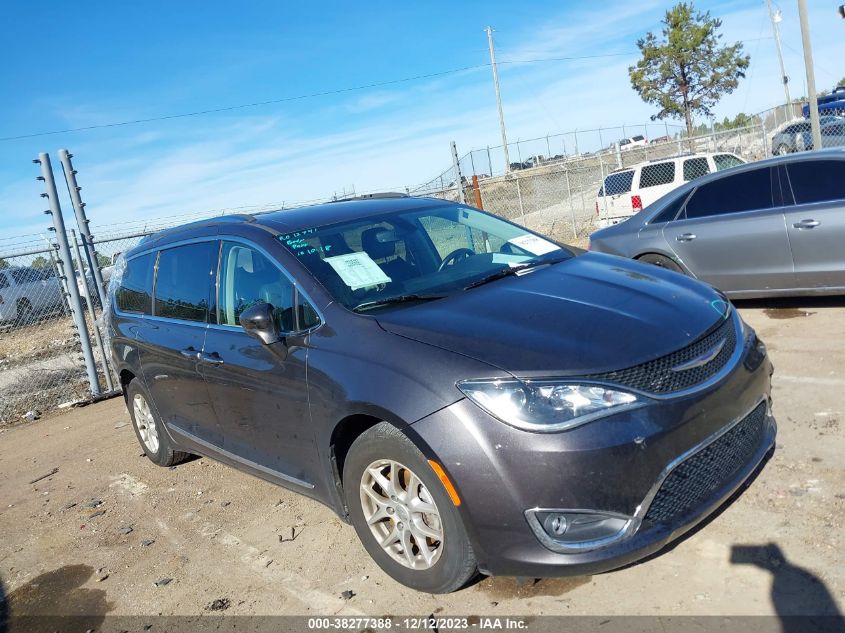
[375,252,730,376]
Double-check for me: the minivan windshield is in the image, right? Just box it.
[278,204,573,312]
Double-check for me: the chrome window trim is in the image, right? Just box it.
[526,395,773,554]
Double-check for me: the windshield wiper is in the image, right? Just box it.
[464,255,570,290]
[352,293,447,313]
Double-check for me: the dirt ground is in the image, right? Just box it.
[0,297,843,620]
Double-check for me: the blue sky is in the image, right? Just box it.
[1,0,842,247]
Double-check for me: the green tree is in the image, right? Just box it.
[0,258,9,269]
[629,3,750,137]
[31,256,51,270]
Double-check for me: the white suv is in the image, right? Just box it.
[594,152,745,227]
[0,266,64,325]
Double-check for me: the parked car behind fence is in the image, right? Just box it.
[0,266,65,326]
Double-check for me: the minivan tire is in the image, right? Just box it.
[343,423,477,593]
[126,379,190,467]
[638,253,685,274]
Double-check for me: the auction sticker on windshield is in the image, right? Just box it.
[325,252,392,290]
[507,234,561,256]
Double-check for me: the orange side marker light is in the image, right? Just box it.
[427,459,461,506]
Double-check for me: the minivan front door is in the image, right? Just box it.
[200,241,319,491]
[139,241,219,445]
[664,166,794,293]
[782,160,845,290]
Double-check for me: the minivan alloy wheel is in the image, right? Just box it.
[360,459,444,570]
[132,393,160,454]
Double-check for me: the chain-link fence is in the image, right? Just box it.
[412,101,845,244]
[0,228,157,425]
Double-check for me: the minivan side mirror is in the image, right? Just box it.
[240,302,282,345]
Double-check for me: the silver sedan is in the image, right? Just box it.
[588,149,845,299]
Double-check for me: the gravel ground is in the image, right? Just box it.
[0,297,843,620]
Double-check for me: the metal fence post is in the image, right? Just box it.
[58,149,107,308]
[72,230,115,392]
[35,152,101,397]
[564,168,577,239]
[450,141,466,204]
[515,177,526,225]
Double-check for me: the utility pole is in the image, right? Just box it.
[797,0,822,150]
[485,26,511,172]
[766,0,791,106]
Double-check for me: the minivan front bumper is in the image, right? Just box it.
[408,337,775,577]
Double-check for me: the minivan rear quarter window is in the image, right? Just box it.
[785,160,845,204]
[640,162,675,188]
[685,168,773,219]
[154,242,215,322]
[117,253,154,314]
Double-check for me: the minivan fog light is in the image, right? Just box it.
[527,510,631,552]
[457,379,645,432]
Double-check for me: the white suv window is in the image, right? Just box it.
[683,157,710,181]
[639,162,675,188]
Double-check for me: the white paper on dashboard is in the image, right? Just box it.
[324,252,392,290]
[491,253,531,266]
[507,234,561,256]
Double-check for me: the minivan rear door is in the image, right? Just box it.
[663,166,795,293]
[781,159,845,289]
[137,240,220,445]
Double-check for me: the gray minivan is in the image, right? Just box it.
[108,197,775,592]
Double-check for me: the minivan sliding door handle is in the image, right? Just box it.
[676,233,697,242]
[792,219,820,229]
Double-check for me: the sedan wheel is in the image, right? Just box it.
[360,459,444,570]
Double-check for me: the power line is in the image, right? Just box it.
[0,53,636,143]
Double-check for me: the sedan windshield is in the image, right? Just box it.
[278,204,573,312]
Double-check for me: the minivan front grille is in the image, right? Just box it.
[586,316,737,394]
[644,401,768,525]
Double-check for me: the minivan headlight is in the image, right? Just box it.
[457,379,645,432]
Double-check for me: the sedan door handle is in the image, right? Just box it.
[200,352,224,366]
[792,219,820,229]
[180,347,200,359]
[676,233,697,242]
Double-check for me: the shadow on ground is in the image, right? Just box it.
[731,543,844,632]
[4,565,112,633]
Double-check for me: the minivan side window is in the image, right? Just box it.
[154,242,215,322]
[684,168,773,219]
[639,162,675,188]
[116,253,154,314]
[785,160,845,205]
[218,242,296,332]
[682,158,710,181]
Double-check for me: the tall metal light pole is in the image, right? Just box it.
[766,0,791,106]
[485,26,511,172]
[797,0,822,150]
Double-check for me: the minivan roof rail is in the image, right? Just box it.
[332,192,409,202]
[138,214,257,245]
